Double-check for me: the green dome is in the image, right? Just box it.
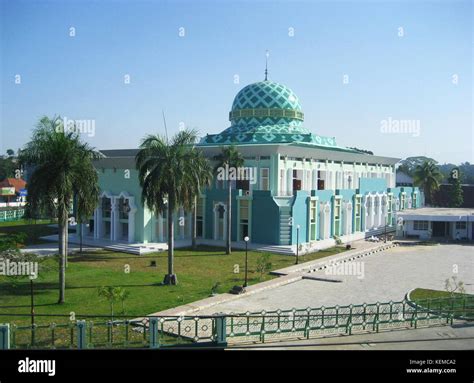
[231,80,302,112]
[199,78,341,150]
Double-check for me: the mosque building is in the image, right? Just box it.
[85,73,423,253]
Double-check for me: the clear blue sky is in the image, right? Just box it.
[1,0,472,164]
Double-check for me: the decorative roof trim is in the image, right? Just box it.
[229,108,304,122]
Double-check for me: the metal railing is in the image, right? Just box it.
[0,296,472,349]
[0,208,26,222]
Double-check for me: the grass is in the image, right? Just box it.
[0,245,346,326]
[0,219,58,245]
[0,219,53,227]
[410,288,474,319]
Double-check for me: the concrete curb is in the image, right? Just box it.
[153,272,304,316]
[272,242,399,276]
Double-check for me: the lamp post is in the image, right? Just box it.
[243,236,249,288]
[295,225,300,265]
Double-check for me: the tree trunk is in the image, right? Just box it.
[192,196,197,250]
[80,221,83,254]
[58,208,67,304]
[226,179,232,255]
[163,200,177,285]
[65,217,69,268]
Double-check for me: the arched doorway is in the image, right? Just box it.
[213,203,227,241]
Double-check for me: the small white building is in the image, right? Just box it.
[396,207,474,240]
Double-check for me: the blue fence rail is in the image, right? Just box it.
[0,296,472,349]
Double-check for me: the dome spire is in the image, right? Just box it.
[264,50,269,81]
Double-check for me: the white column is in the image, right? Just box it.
[128,209,135,243]
[286,168,293,195]
[94,208,101,239]
[312,169,318,191]
[345,202,353,235]
[280,169,286,196]
[111,198,118,241]
[363,196,369,231]
[377,195,382,228]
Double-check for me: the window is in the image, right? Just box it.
[354,196,362,232]
[413,221,429,231]
[260,168,270,191]
[239,199,250,241]
[333,198,341,236]
[196,198,204,237]
[455,222,467,230]
[309,199,317,241]
[412,193,417,208]
[102,198,111,218]
[317,171,325,190]
[119,198,129,220]
[236,179,249,191]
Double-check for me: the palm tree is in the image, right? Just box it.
[115,287,130,314]
[136,129,212,285]
[75,176,100,254]
[20,116,101,304]
[413,160,443,205]
[213,145,244,255]
[98,286,120,320]
[190,150,213,250]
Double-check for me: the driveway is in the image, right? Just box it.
[199,244,474,314]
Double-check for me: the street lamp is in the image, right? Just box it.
[243,236,249,288]
[295,225,300,265]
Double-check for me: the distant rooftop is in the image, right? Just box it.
[398,207,474,217]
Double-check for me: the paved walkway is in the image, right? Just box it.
[149,241,399,317]
[150,243,473,318]
[194,244,473,315]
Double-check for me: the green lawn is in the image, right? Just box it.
[0,220,58,245]
[0,245,346,326]
[410,288,474,319]
[0,219,53,227]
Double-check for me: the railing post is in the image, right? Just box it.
[76,320,87,349]
[0,324,10,350]
[149,317,159,349]
[215,314,227,347]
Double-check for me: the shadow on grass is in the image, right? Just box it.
[0,281,163,296]
[68,249,230,261]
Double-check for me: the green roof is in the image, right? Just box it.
[198,79,352,151]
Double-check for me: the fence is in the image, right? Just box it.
[0,207,26,222]
[0,296,472,349]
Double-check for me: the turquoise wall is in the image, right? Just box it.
[290,190,309,245]
[251,191,280,244]
[358,178,388,194]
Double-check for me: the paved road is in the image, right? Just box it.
[229,322,474,350]
[200,244,473,314]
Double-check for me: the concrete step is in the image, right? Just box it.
[104,244,165,255]
[258,245,294,255]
